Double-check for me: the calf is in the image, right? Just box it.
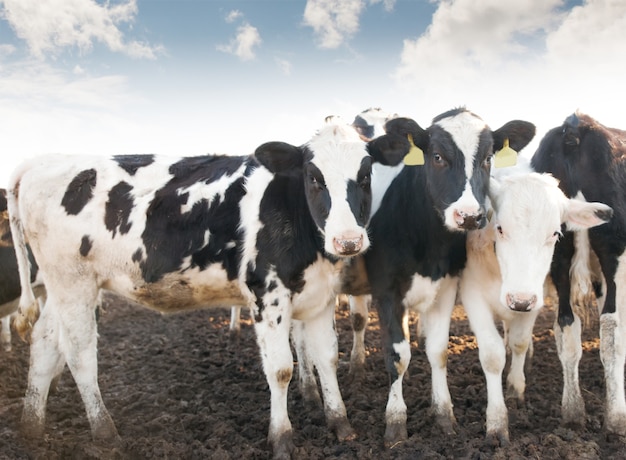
[531,112,626,437]
[460,170,612,444]
[343,108,536,447]
[0,188,44,352]
[8,119,408,458]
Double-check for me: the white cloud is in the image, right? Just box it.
[217,23,261,61]
[225,9,243,23]
[275,57,292,76]
[0,0,162,59]
[303,0,365,49]
[0,43,15,57]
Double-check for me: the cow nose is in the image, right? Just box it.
[506,293,538,312]
[333,235,363,256]
[454,210,485,230]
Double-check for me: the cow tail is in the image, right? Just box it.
[7,175,40,342]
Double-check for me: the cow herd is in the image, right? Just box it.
[0,107,625,459]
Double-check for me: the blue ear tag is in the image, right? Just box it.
[403,134,425,166]
[494,138,517,168]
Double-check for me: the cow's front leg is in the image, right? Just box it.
[291,320,322,407]
[348,294,370,379]
[461,283,508,446]
[254,298,295,459]
[422,276,457,435]
[505,312,539,403]
[301,301,356,442]
[375,294,410,448]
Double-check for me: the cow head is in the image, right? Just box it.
[383,108,536,232]
[254,118,409,257]
[489,172,612,312]
[351,107,398,141]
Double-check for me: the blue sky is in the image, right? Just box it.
[0,0,624,187]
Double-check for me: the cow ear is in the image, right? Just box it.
[493,120,536,153]
[563,199,613,231]
[254,141,304,175]
[368,117,428,166]
[367,134,410,166]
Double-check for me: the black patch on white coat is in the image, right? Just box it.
[62,169,97,215]
[113,155,155,176]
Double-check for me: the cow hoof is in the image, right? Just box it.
[270,430,294,460]
[562,404,586,428]
[91,414,119,442]
[347,361,366,383]
[434,413,457,436]
[605,413,626,437]
[20,415,45,440]
[384,422,408,449]
[330,416,356,442]
[485,429,510,448]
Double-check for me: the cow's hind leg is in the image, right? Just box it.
[20,300,67,438]
[291,320,322,407]
[53,290,119,442]
[1,314,11,352]
[302,302,355,442]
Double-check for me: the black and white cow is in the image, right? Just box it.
[460,167,612,444]
[531,112,626,437]
[343,108,536,447]
[8,118,409,458]
[0,189,44,352]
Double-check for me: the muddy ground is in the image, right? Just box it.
[0,293,624,459]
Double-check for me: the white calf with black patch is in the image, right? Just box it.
[460,172,612,445]
[8,120,409,459]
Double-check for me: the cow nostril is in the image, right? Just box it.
[506,294,538,312]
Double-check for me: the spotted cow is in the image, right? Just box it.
[531,112,626,437]
[342,108,536,447]
[460,168,612,445]
[8,119,410,458]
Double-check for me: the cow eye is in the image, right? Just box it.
[483,155,493,168]
[309,174,324,189]
[433,153,445,166]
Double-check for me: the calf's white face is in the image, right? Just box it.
[490,173,612,312]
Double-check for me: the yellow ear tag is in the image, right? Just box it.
[494,138,518,168]
[403,133,425,166]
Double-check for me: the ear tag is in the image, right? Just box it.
[403,133,425,166]
[494,138,517,168]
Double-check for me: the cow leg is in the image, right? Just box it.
[552,232,587,427]
[462,287,509,445]
[1,315,11,352]
[422,276,457,435]
[51,291,119,442]
[375,292,410,448]
[505,311,539,403]
[20,300,67,438]
[229,306,242,336]
[254,301,295,459]
[301,301,356,442]
[599,253,626,436]
[291,320,322,407]
[348,294,369,378]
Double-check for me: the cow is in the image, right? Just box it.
[342,107,536,448]
[7,118,410,459]
[460,169,612,445]
[0,188,44,352]
[531,112,626,437]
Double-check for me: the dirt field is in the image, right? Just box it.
[0,293,624,459]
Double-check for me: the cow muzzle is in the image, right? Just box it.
[453,210,485,230]
[333,234,364,256]
[505,293,538,312]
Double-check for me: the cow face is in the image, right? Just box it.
[352,107,398,141]
[385,108,536,232]
[490,173,612,312]
[255,120,407,257]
